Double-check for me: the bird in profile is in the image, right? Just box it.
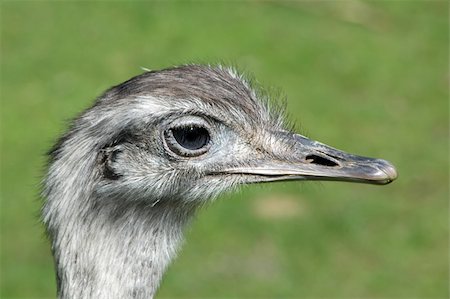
[42,65,397,298]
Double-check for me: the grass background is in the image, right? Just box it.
[1,1,448,298]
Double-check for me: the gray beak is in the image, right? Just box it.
[225,133,398,185]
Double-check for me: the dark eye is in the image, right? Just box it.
[165,125,211,157]
[172,126,210,150]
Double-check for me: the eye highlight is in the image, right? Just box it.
[164,125,211,157]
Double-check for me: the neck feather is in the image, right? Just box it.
[43,129,199,298]
[46,192,196,299]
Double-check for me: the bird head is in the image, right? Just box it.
[49,65,397,207]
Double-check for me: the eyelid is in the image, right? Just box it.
[172,116,210,127]
[172,122,205,129]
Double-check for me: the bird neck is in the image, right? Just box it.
[51,199,196,299]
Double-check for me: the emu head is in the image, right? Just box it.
[46,65,397,213]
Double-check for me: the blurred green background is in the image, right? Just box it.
[1,1,448,298]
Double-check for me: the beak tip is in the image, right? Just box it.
[376,159,398,184]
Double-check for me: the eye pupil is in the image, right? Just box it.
[171,126,210,151]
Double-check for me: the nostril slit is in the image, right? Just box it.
[305,155,339,167]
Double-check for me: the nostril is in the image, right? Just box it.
[305,155,339,167]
